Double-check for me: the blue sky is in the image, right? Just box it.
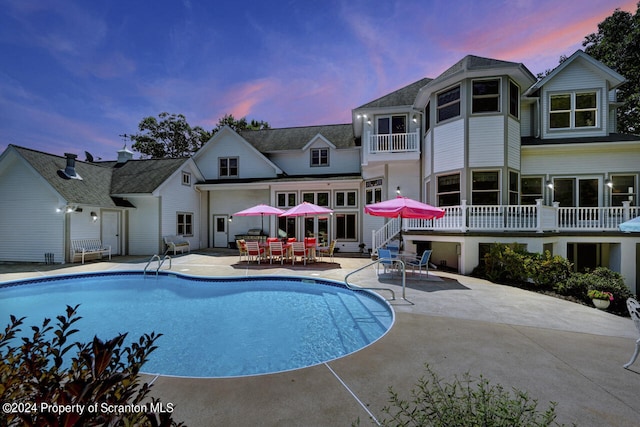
[0,0,636,161]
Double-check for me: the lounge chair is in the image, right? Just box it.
[624,297,640,369]
[406,250,432,278]
[318,240,336,262]
[245,241,265,264]
[269,241,285,265]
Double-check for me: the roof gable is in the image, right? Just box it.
[356,77,432,109]
[239,124,355,152]
[302,134,336,151]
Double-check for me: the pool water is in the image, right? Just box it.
[0,272,394,377]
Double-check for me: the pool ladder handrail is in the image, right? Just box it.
[344,258,414,305]
[143,254,172,276]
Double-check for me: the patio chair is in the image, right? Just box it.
[318,240,336,262]
[406,250,432,278]
[269,241,285,265]
[291,242,308,266]
[245,241,265,264]
[377,249,397,275]
[236,239,248,262]
[386,243,400,258]
[624,297,640,369]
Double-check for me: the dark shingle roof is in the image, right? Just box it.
[12,145,117,207]
[239,124,355,152]
[433,55,522,84]
[522,134,640,146]
[109,158,187,194]
[357,77,432,109]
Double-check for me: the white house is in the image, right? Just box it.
[0,145,203,263]
[1,49,638,293]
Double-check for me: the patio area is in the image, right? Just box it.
[1,250,639,426]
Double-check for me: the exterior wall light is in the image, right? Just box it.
[546,180,554,190]
[396,186,401,195]
[90,211,98,222]
[605,179,613,188]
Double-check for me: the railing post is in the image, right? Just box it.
[622,200,631,221]
[553,202,560,232]
[460,200,467,232]
[535,199,543,233]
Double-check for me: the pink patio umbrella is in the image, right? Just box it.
[365,196,445,248]
[233,204,285,233]
[279,202,334,239]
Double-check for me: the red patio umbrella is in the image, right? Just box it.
[365,196,445,247]
[234,204,285,233]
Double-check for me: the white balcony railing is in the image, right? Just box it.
[368,131,420,153]
[372,200,637,249]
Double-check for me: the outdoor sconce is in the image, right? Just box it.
[412,114,418,123]
[90,211,98,222]
[546,180,554,190]
[605,179,613,188]
[228,216,233,222]
[396,186,401,195]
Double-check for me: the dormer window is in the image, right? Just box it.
[550,91,597,129]
[311,148,329,166]
[219,157,238,177]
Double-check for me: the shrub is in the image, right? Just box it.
[527,251,573,291]
[482,243,531,284]
[587,267,632,313]
[0,305,183,427]
[358,364,561,426]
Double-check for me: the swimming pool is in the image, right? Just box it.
[0,272,394,378]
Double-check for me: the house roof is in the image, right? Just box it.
[356,77,433,109]
[521,133,640,146]
[10,145,188,206]
[107,158,187,194]
[11,145,118,207]
[238,124,356,152]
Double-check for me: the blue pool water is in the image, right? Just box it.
[0,272,394,378]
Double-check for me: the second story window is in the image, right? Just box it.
[377,115,406,134]
[472,171,500,205]
[219,157,238,177]
[182,171,191,186]
[509,81,520,118]
[437,85,461,122]
[472,79,500,113]
[550,92,597,129]
[311,148,329,166]
[437,173,460,206]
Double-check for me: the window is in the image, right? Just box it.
[437,173,460,206]
[472,79,500,113]
[303,192,330,206]
[311,148,329,166]
[219,157,238,177]
[437,85,460,122]
[472,171,499,205]
[277,193,296,207]
[509,81,519,118]
[509,171,519,205]
[335,213,356,240]
[610,175,636,206]
[335,191,357,207]
[520,177,542,205]
[550,92,597,129]
[177,212,193,236]
[425,102,431,132]
[182,171,191,186]
[377,115,406,134]
[365,179,382,204]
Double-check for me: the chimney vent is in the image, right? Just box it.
[59,153,83,180]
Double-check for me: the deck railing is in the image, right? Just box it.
[368,131,420,153]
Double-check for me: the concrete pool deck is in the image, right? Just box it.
[1,250,639,426]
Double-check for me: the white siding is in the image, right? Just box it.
[520,103,533,137]
[159,166,202,250]
[270,146,360,175]
[469,116,504,167]
[127,196,160,255]
[433,120,464,172]
[424,129,432,177]
[507,117,521,170]
[0,153,65,262]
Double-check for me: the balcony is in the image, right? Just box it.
[363,130,420,164]
[372,200,639,248]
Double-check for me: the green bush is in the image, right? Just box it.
[358,364,561,426]
[0,305,183,427]
[587,267,632,313]
[482,243,531,284]
[527,251,573,291]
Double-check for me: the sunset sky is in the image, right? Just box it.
[1,0,637,161]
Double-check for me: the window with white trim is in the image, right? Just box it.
[472,79,500,113]
[335,213,357,240]
[509,80,519,118]
[437,85,461,122]
[177,212,193,236]
[610,175,636,206]
[302,192,330,206]
[509,171,519,205]
[549,91,597,129]
[520,177,542,205]
[472,171,500,205]
[219,157,238,177]
[311,148,329,166]
[365,179,382,204]
[182,171,191,186]
[276,193,297,207]
[335,191,357,207]
[437,173,460,206]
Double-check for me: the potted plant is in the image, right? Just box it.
[587,289,614,310]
